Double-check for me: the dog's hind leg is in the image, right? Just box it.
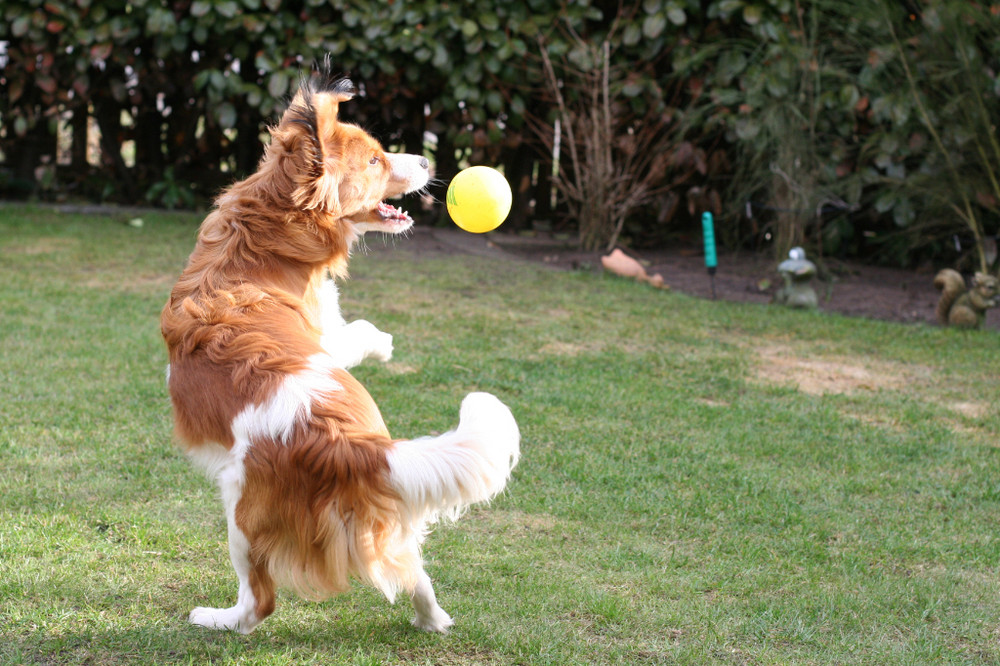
[189,477,276,633]
[409,567,454,633]
[189,520,275,633]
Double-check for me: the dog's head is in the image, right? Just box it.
[269,69,430,237]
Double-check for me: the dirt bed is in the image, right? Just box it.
[399,226,999,332]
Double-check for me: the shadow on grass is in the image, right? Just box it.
[9,607,447,664]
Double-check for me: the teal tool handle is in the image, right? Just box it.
[701,212,717,269]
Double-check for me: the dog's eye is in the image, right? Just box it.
[369,156,380,166]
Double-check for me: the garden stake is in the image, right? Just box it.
[702,211,718,299]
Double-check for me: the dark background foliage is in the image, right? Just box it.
[1,0,998,267]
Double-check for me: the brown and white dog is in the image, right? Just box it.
[160,69,519,634]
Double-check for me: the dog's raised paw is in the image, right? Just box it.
[343,319,393,362]
[368,330,394,363]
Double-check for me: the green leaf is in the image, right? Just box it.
[756,18,779,40]
[246,86,262,107]
[305,20,325,47]
[567,46,593,71]
[268,71,289,99]
[193,71,211,91]
[517,17,538,37]
[892,197,915,227]
[735,118,760,141]
[478,13,499,31]
[432,44,449,68]
[486,90,503,113]
[623,80,643,97]
[255,52,275,73]
[509,94,526,117]
[874,190,896,213]
[718,0,744,16]
[190,1,210,18]
[217,2,239,18]
[717,50,747,84]
[839,83,859,109]
[623,23,641,46]
[149,9,171,34]
[216,102,237,129]
[327,38,347,55]
[210,71,226,93]
[453,83,469,101]
[667,3,686,26]
[643,13,667,39]
[464,36,484,54]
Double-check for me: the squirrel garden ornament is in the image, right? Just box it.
[933,269,999,329]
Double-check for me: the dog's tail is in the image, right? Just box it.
[386,393,520,528]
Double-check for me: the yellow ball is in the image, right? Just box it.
[446,166,512,233]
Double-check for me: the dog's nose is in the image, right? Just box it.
[419,157,429,170]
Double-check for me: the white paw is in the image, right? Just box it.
[368,329,394,363]
[412,608,454,633]
[189,606,259,634]
[334,320,394,364]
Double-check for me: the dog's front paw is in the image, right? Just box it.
[345,319,393,363]
[368,329,394,363]
[412,607,454,634]
[189,605,260,634]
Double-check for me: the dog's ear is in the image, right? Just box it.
[286,75,355,214]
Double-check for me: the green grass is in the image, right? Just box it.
[1,203,999,665]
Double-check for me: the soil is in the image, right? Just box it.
[400,225,1000,332]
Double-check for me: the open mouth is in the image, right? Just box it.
[377,202,413,227]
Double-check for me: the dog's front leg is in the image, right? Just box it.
[317,277,394,368]
[322,319,394,368]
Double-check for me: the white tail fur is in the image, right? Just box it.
[387,393,520,528]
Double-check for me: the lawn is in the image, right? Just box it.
[1,203,998,665]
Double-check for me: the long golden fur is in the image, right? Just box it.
[160,66,519,634]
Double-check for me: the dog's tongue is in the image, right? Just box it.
[377,202,412,224]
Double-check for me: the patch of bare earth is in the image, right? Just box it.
[751,344,993,436]
[1,236,79,256]
[948,401,989,419]
[753,343,912,396]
